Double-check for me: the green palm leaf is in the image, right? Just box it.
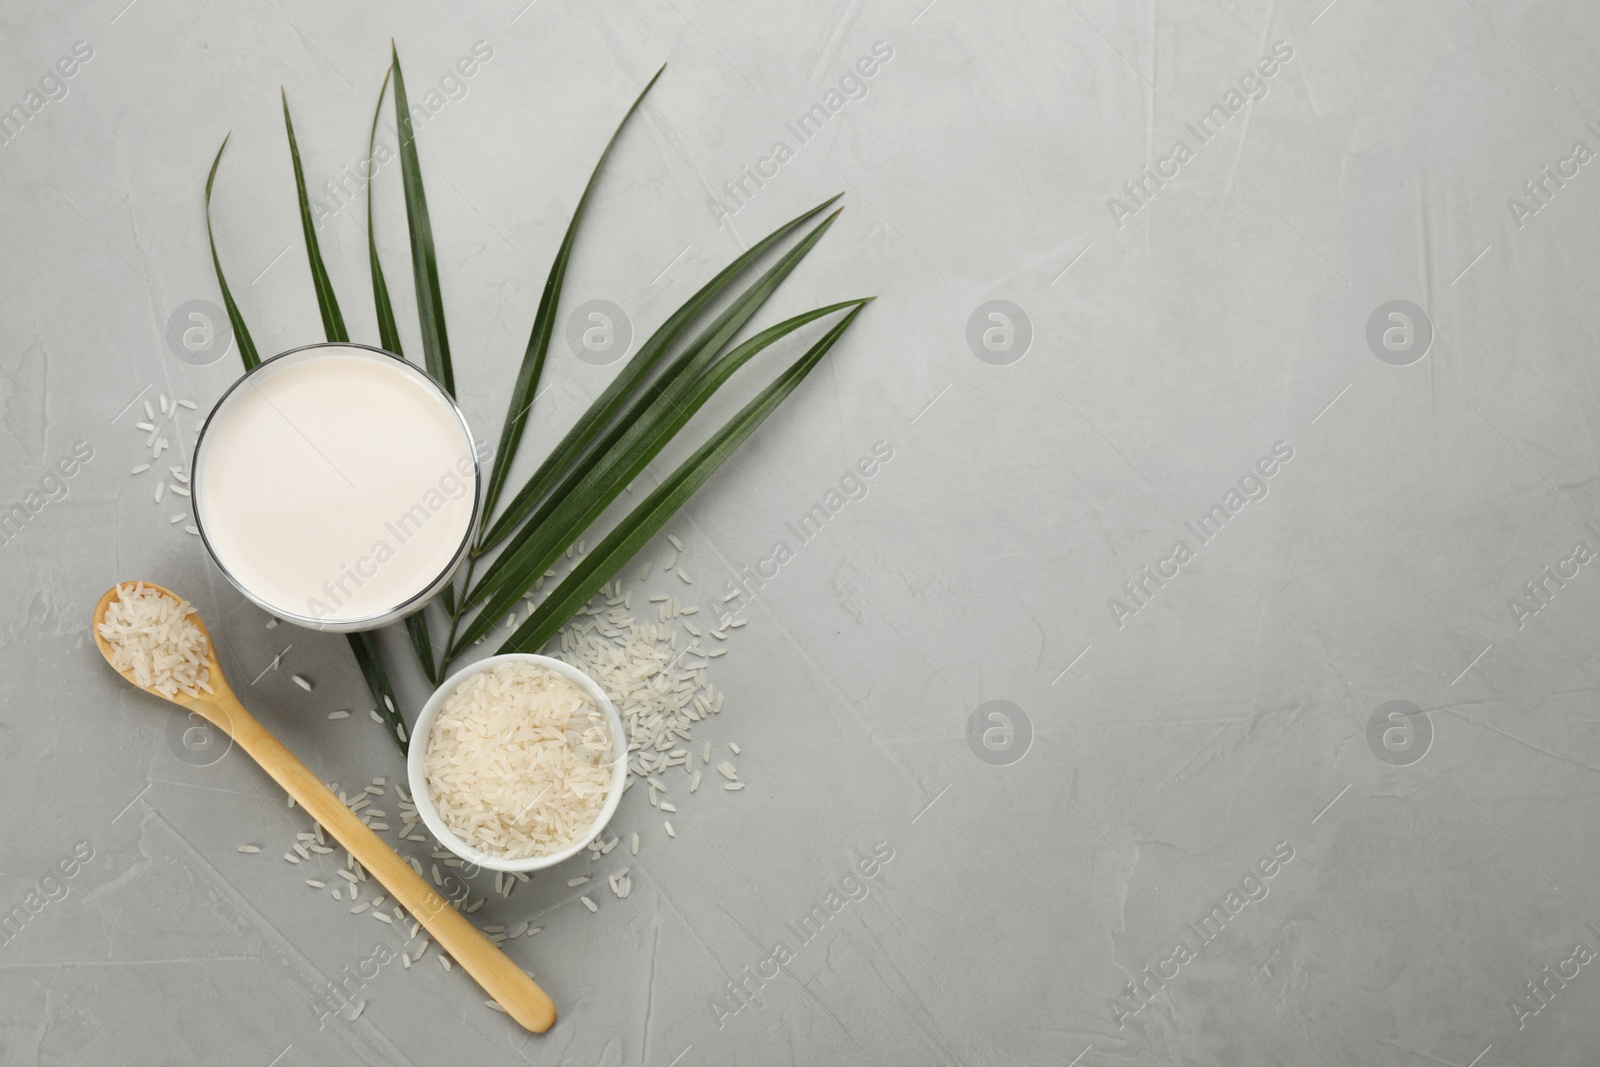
[481,65,665,528]
[362,65,437,683]
[464,206,842,614]
[390,44,453,395]
[498,302,866,655]
[454,297,867,653]
[348,631,410,753]
[476,193,842,553]
[204,134,261,372]
[366,66,404,358]
[282,91,348,343]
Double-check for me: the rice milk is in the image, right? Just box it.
[194,345,478,630]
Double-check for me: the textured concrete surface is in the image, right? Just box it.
[3,0,1600,1064]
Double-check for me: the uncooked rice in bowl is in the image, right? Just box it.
[424,662,614,859]
[98,582,213,699]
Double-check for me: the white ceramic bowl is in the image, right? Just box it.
[407,653,627,873]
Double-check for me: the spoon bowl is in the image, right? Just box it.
[93,582,236,718]
[93,581,557,1033]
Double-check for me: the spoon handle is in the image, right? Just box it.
[215,692,557,1032]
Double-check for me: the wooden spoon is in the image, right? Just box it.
[92,581,557,1034]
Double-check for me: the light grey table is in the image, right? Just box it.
[3,1,1598,1064]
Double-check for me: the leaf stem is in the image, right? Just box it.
[439,551,478,672]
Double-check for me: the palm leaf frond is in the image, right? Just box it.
[499,302,866,655]
[481,65,666,527]
[391,44,454,395]
[204,134,261,372]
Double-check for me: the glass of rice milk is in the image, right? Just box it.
[192,343,481,632]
